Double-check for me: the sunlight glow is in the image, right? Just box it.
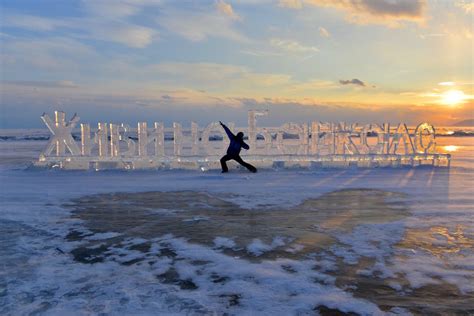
[443,145,459,152]
[440,90,466,106]
[439,81,455,86]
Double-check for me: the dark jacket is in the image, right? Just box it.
[221,123,249,155]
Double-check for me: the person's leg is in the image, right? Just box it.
[220,154,231,172]
[233,155,257,173]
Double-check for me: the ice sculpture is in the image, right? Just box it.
[41,112,81,157]
[36,110,451,170]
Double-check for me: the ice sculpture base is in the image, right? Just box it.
[34,154,450,171]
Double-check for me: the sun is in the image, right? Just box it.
[440,90,466,106]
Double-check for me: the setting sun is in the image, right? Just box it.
[440,90,467,106]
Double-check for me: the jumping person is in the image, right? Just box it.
[219,121,257,173]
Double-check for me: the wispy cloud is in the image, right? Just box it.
[2,11,157,48]
[240,49,284,57]
[2,80,78,88]
[278,0,303,9]
[2,37,97,70]
[318,26,330,38]
[87,21,156,48]
[2,14,67,31]
[81,0,155,19]
[215,0,241,20]
[158,5,247,42]
[270,38,319,54]
[148,62,291,92]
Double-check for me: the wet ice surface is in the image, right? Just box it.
[68,189,408,261]
[0,137,473,315]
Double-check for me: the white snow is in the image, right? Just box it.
[246,236,290,256]
[213,237,236,249]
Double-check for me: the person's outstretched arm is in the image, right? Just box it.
[219,121,235,139]
[241,140,250,150]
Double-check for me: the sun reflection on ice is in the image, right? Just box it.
[400,225,473,258]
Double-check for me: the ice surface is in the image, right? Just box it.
[0,135,472,314]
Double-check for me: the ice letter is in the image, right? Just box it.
[110,124,120,157]
[173,122,183,156]
[119,124,136,157]
[314,122,335,155]
[152,122,165,157]
[191,122,199,155]
[138,122,148,157]
[334,122,359,155]
[389,123,414,154]
[41,111,81,156]
[248,110,268,151]
[97,122,108,157]
[414,123,436,154]
[276,123,307,155]
[81,124,91,156]
[310,121,320,155]
[361,123,390,154]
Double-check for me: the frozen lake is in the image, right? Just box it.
[0,134,473,315]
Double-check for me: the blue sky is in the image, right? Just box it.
[1,0,473,127]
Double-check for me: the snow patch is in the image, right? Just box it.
[213,237,236,249]
[246,236,289,256]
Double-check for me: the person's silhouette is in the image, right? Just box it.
[219,121,257,173]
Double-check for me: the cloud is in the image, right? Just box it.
[147,62,292,92]
[5,81,469,128]
[339,79,366,87]
[287,0,426,27]
[270,38,319,54]
[152,62,247,83]
[80,0,159,47]
[158,7,247,42]
[2,14,66,31]
[278,0,303,9]
[2,7,157,48]
[3,75,472,127]
[240,49,284,57]
[215,0,241,20]
[455,1,474,13]
[287,80,340,92]
[438,82,455,86]
[2,37,98,70]
[318,26,330,37]
[82,0,146,19]
[87,21,155,48]
[2,80,78,88]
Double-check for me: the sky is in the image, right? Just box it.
[0,0,473,128]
